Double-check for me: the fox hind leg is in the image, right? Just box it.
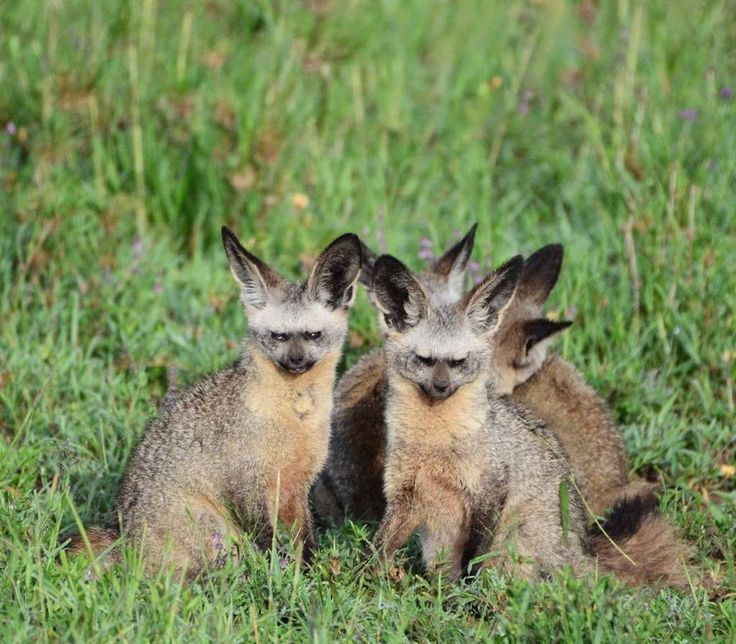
[134,496,240,579]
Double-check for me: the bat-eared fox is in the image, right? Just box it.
[67,227,361,579]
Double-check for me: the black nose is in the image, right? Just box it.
[433,381,449,394]
[287,352,305,368]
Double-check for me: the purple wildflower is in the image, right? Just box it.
[677,109,698,122]
[5,122,16,136]
[720,86,733,100]
[565,305,577,319]
[153,280,163,294]
[467,260,481,275]
[132,236,144,258]
[518,89,534,116]
[419,236,433,249]
[279,557,289,570]
[211,530,225,550]
[418,248,434,261]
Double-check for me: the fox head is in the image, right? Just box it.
[222,227,362,375]
[359,223,478,306]
[372,252,522,400]
[493,244,572,394]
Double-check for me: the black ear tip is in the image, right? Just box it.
[456,223,478,253]
[505,254,525,276]
[526,243,564,268]
[373,253,396,272]
[221,226,240,251]
[321,233,363,274]
[546,243,564,262]
[331,232,362,254]
[373,254,407,281]
[523,317,574,340]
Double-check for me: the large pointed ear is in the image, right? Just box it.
[307,233,362,309]
[463,255,523,334]
[520,318,572,358]
[516,243,563,308]
[222,226,284,309]
[372,255,427,331]
[428,223,478,295]
[357,239,378,287]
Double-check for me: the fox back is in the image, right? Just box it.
[492,244,631,515]
[494,245,692,586]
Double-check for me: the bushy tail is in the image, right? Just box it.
[64,526,121,572]
[591,492,693,589]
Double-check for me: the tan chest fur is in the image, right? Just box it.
[246,351,338,480]
[388,377,486,446]
[386,376,487,495]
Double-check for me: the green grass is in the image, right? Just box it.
[1,0,735,639]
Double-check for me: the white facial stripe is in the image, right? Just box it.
[427,289,461,307]
[400,323,482,361]
[248,300,340,333]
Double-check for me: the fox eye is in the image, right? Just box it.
[449,357,466,368]
[416,354,436,367]
[271,332,289,342]
[305,331,322,340]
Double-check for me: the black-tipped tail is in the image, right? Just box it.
[591,493,693,589]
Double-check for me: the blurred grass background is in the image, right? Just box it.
[1,0,735,640]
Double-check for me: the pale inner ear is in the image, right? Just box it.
[343,284,355,305]
[466,285,515,335]
[240,281,269,310]
[464,257,522,335]
[526,333,558,362]
[329,276,358,310]
[230,258,271,310]
[444,268,467,302]
[508,334,557,388]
